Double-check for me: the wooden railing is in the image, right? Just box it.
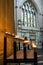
[3,32,37,65]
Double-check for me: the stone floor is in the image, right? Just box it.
[5,49,43,65]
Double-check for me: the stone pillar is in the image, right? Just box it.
[0,0,15,61]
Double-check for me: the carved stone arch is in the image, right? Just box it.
[31,0,41,13]
[20,0,27,7]
[21,0,40,13]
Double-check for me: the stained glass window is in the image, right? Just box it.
[34,13,36,27]
[21,9,23,24]
[22,5,25,9]
[24,10,27,26]
[28,11,30,26]
[31,8,34,27]
[31,11,33,27]
[21,1,37,27]
[25,5,28,10]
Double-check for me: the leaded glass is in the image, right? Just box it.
[24,11,27,26]
[22,5,25,9]
[21,10,24,25]
[27,2,30,7]
[21,1,37,27]
[29,6,31,12]
[28,11,30,26]
[26,5,28,10]
[34,13,36,27]
[31,8,34,27]
[31,11,33,27]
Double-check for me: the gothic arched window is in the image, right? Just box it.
[21,1,37,27]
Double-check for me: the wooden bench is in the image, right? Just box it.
[4,37,37,65]
[7,50,34,59]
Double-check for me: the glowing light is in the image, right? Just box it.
[5,32,11,35]
[23,40,30,46]
[32,43,37,48]
[24,40,29,43]
[12,33,15,36]
[5,32,8,34]
[19,37,24,41]
[14,35,19,38]
[8,32,11,35]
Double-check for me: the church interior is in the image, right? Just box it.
[0,0,43,65]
